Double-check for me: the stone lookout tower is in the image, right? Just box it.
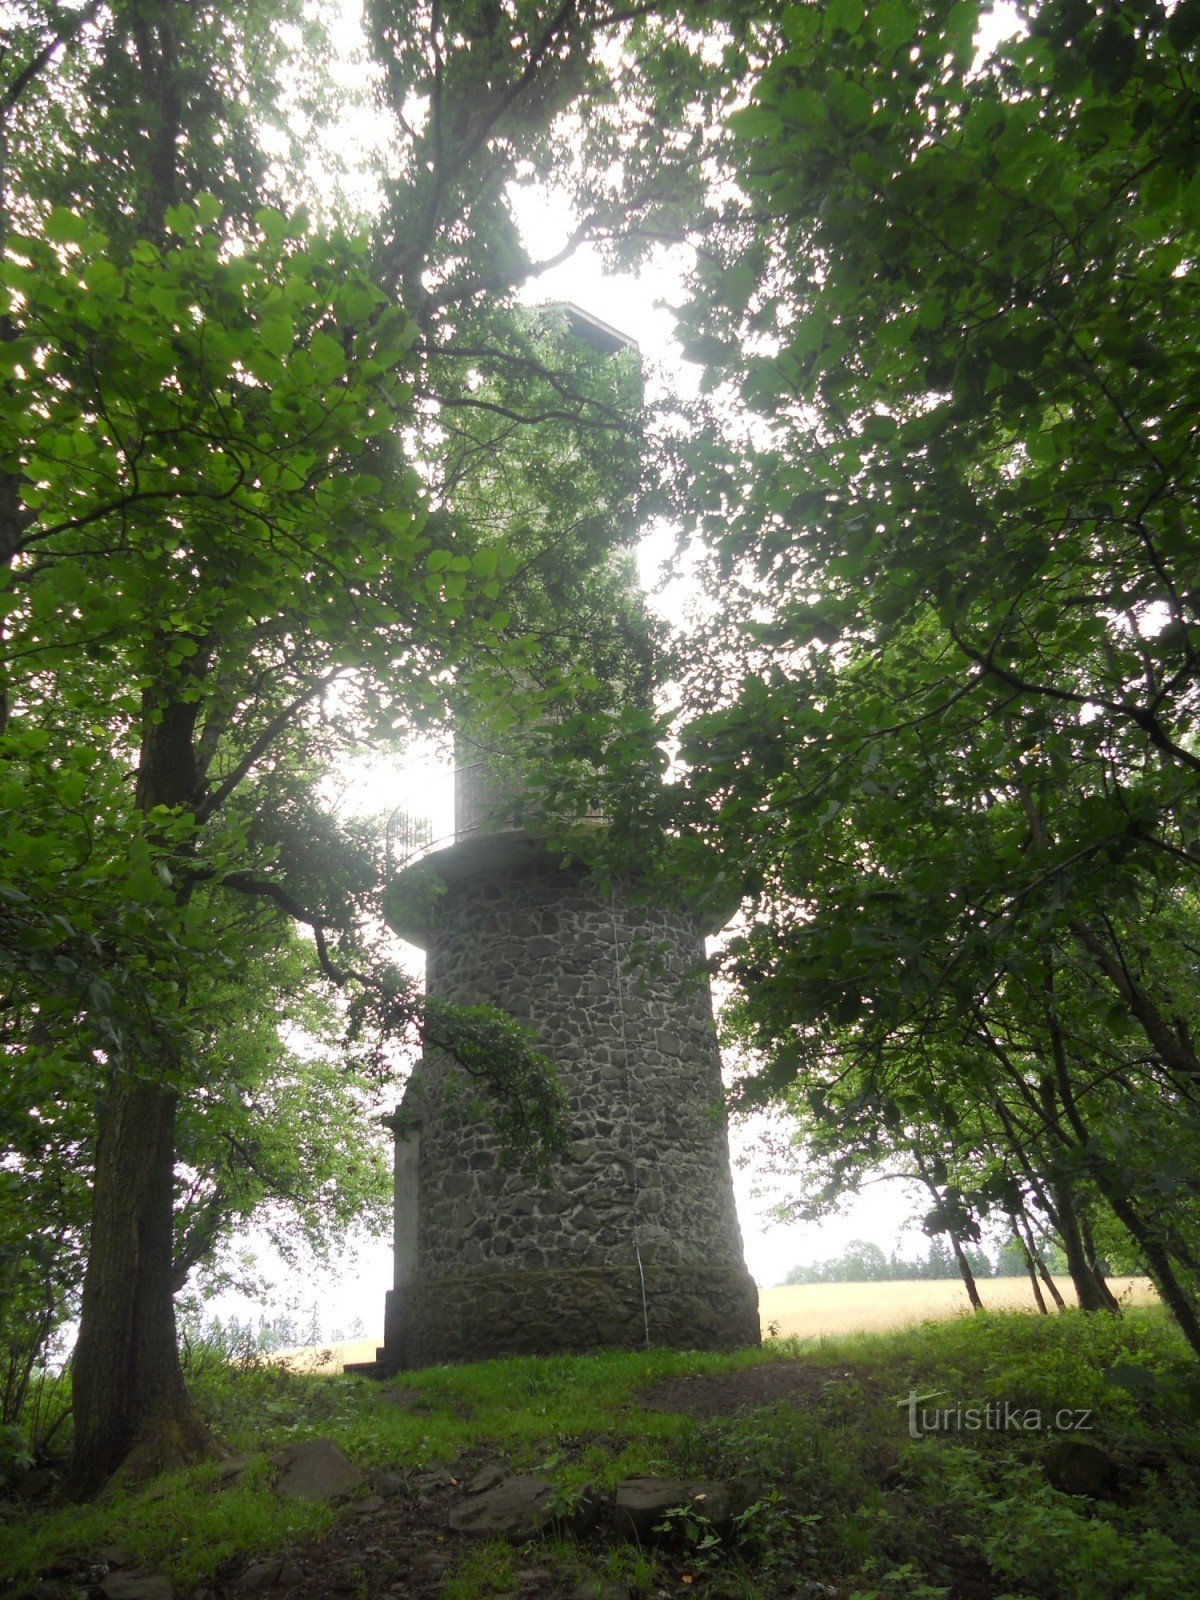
[370,311,759,1371]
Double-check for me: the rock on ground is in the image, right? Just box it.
[1042,1439,1128,1500]
[99,1576,173,1600]
[447,1474,596,1543]
[612,1477,741,1544]
[274,1439,365,1504]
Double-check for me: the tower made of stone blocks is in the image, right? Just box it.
[365,305,759,1370]
[376,771,760,1368]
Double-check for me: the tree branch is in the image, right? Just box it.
[196,671,346,824]
[0,0,105,118]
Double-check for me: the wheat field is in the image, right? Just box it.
[280,1275,1158,1374]
[756,1275,1157,1340]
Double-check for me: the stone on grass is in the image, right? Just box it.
[216,1454,256,1486]
[465,1463,508,1496]
[417,1465,456,1492]
[613,1477,741,1545]
[379,1386,429,1412]
[238,1559,284,1592]
[42,1559,90,1579]
[370,1468,406,1498]
[511,1566,549,1587]
[99,1575,172,1600]
[448,1474,596,1543]
[1042,1439,1126,1500]
[274,1438,364,1503]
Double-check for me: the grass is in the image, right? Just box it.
[3,1304,1199,1600]
[0,1470,335,1591]
[287,1276,1159,1373]
[440,1539,515,1600]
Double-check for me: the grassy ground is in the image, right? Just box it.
[3,1305,1198,1600]
[281,1279,1160,1376]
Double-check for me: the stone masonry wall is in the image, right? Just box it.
[387,856,759,1364]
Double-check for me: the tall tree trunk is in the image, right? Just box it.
[1090,1181,1200,1361]
[947,1227,985,1311]
[1016,1210,1067,1310]
[914,1162,984,1312]
[1008,1214,1049,1314]
[1079,1209,1118,1307]
[1035,1065,1119,1313]
[70,698,214,1494]
[1034,944,1198,1348]
[1049,1172,1119,1312]
[68,1076,213,1495]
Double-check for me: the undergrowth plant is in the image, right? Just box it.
[1,1310,1198,1600]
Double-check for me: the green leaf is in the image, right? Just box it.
[163,202,197,236]
[862,413,897,441]
[825,0,865,37]
[259,312,294,358]
[256,208,288,250]
[828,78,874,132]
[195,193,223,227]
[681,334,733,367]
[83,260,123,301]
[43,208,89,245]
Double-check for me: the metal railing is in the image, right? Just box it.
[382,761,609,881]
[382,763,512,880]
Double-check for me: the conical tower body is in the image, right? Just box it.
[378,769,760,1367]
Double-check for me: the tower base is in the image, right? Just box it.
[380,1262,760,1371]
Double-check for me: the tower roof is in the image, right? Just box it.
[544,302,637,356]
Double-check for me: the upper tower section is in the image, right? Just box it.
[383,301,645,944]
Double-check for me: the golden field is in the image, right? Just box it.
[756,1274,1157,1340]
[281,1275,1158,1374]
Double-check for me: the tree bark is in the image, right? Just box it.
[914,1162,984,1311]
[68,1076,214,1496]
[1079,1208,1118,1307]
[947,1227,985,1311]
[1048,1171,1119,1312]
[1016,1209,1067,1310]
[1035,1062,1120,1313]
[1088,1179,1200,1361]
[1009,1214,1049,1314]
[69,695,216,1494]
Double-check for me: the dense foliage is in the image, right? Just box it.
[0,0,749,1491]
[658,0,1200,1351]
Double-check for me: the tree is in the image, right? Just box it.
[1,0,753,1494]
[647,0,1200,1352]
